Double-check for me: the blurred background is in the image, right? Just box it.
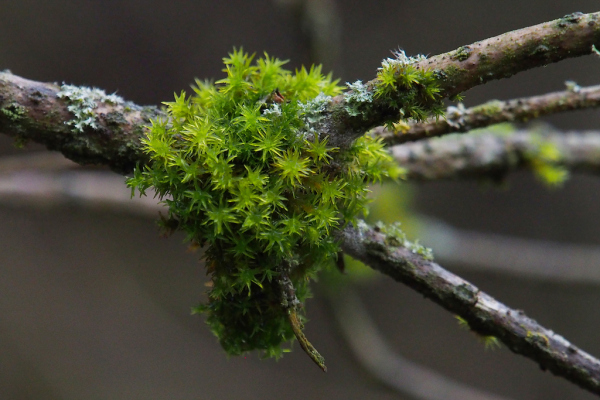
[1,1,600,399]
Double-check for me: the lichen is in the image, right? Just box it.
[57,84,124,133]
[343,80,373,117]
[446,102,468,129]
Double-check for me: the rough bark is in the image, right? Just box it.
[340,222,600,396]
[0,71,162,174]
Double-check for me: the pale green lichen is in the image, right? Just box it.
[343,80,373,117]
[380,49,428,70]
[57,84,124,132]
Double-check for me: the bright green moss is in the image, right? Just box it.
[527,139,569,187]
[127,49,402,366]
[374,50,444,127]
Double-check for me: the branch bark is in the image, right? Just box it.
[339,222,600,396]
[375,83,600,145]
[392,129,600,181]
[0,71,162,174]
[2,13,600,166]
[415,12,600,98]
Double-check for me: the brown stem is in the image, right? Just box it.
[288,310,327,372]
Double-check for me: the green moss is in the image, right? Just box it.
[127,49,402,364]
[1,102,26,122]
[502,47,517,61]
[525,134,569,187]
[443,65,467,82]
[455,316,501,350]
[452,46,472,62]
[374,50,444,127]
[471,100,504,117]
[373,221,433,260]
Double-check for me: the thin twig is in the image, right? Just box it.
[339,221,600,396]
[375,83,600,145]
[329,286,513,400]
[392,129,600,181]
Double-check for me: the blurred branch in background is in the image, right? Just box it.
[392,128,600,182]
[0,153,162,216]
[419,216,600,284]
[329,286,513,400]
[273,0,343,74]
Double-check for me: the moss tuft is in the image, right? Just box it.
[127,49,403,363]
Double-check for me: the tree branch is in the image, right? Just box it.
[392,129,600,181]
[0,71,162,174]
[323,12,600,148]
[415,12,600,98]
[375,83,600,145]
[2,13,600,161]
[1,13,600,393]
[339,221,600,396]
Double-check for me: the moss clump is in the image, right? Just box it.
[372,221,433,261]
[526,136,568,187]
[374,50,444,127]
[452,46,472,62]
[127,49,402,365]
[1,102,26,122]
